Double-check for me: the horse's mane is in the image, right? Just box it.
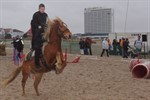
[42,18,53,42]
[42,17,64,42]
[42,17,63,54]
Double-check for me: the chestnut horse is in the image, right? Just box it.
[1,17,72,96]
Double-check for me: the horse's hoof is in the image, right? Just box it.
[22,93,26,96]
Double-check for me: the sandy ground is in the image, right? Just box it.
[1,48,150,100]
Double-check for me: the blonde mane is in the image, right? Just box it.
[42,17,64,54]
[42,18,53,42]
[42,17,64,42]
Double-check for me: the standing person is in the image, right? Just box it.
[107,38,112,50]
[112,39,117,55]
[16,37,24,59]
[84,39,89,55]
[121,38,124,57]
[79,38,85,55]
[11,36,24,65]
[134,35,142,52]
[123,38,129,58]
[85,37,93,55]
[31,3,48,69]
[101,38,109,57]
[118,39,123,56]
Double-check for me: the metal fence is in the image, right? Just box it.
[61,40,102,55]
[5,39,107,56]
[4,39,150,58]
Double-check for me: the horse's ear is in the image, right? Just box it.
[56,17,63,22]
[55,17,64,26]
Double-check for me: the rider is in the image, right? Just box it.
[31,3,48,69]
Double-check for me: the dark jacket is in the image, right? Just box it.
[11,39,17,49]
[14,38,24,52]
[79,40,85,49]
[31,11,48,33]
[31,11,48,49]
[123,41,129,50]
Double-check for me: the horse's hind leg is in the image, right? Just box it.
[22,65,31,96]
[22,72,29,96]
[34,73,43,96]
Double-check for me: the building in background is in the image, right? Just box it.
[0,28,24,39]
[12,29,24,37]
[0,28,5,39]
[84,7,113,34]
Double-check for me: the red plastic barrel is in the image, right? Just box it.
[130,59,145,71]
[131,61,150,79]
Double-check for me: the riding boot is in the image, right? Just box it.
[35,48,42,69]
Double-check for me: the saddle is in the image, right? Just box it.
[25,50,34,61]
[25,50,52,70]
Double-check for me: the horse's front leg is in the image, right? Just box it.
[55,52,66,74]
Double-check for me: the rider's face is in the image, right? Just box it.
[39,7,45,13]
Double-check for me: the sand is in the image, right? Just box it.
[1,48,150,100]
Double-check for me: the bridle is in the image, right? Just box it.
[57,23,69,37]
[58,28,69,36]
[46,23,69,43]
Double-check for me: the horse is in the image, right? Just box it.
[1,17,72,96]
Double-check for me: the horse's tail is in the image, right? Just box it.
[1,66,23,88]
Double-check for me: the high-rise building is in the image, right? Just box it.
[84,7,113,34]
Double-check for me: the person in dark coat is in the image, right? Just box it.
[31,3,48,69]
[15,37,24,59]
[123,38,130,58]
[79,38,85,55]
[84,39,89,55]
[112,39,117,55]
[11,36,24,64]
[85,37,93,55]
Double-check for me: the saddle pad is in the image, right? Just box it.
[25,50,35,61]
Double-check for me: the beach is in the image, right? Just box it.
[0,48,150,100]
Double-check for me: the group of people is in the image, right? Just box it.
[112,35,142,58]
[79,37,111,57]
[82,35,142,58]
[79,37,92,55]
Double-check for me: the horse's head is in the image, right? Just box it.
[43,17,72,42]
[53,17,72,39]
